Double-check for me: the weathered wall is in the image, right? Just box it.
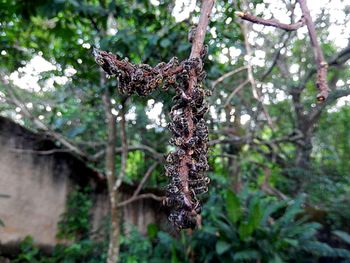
[0,118,73,247]
[0,117,166,252]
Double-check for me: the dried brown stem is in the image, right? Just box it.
[235,11,304,31]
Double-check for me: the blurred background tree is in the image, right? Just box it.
[0,0,349,262]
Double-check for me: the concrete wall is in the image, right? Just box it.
[0,117,76,247]
[0,146,70,246]
[0,117,166,252]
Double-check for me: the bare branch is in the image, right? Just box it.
[92,144,164,161]
[9,148,71,155]
[298,0,329,101]
[1,77,93,162]
[261,32,293,81]
[235,11,304,31]
[211,66,248,89]
[261,167,288,200]
[240,19,275,130]
[300,43,350,89]
[308,88,350,123]
[132,162,159,198]
[223,79,250,107]
[117,193,164,207]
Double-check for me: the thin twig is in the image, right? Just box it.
[235,11,305,31]
[261,167,288,200]
[92,144,164,161]
[211,66,248,89]
[261,32,293,81]
[223,79,250,107]
[132,162,159,198]
[9,148,72,155]
[1,77,92,162]
[300,42,350,90]
[117,193,164,207]
[239,19,275,130]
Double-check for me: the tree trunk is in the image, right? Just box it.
[107,192,121,263]
[102,72,120,263]
[225,105,244,192]
[295,135,313,170]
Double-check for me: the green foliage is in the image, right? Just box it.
[12,236,106,263]
[11,187,105,263]
[13,236,40,263]
[57,187,93,241]
[333,231,350,245]
[116,190,350,263]
[1,0,350,261]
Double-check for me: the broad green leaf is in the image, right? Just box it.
[333,230,350,245]
[238,222,253,240]
[226,190,242,223]
[215,241,232,255]
[269,254,285,263]
[147,223,158,239]
[247,197,262,231]
[233,250,260,261]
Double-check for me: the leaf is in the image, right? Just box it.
[269,254,285,263]
[233,250,260,261]
[171,244,179,263]
[160,38,171,48]
[215,241,232,255]
[277,197,303,225]
[260,200,287,226]
[67,126,86,138]
[247,197,262,231]
[301,241,350,257]
[147,223,158,239]
[0,219,4,227]
[226,190,242,223]
[283,238,298,247]
[333,230,350,245]
[238,222,253,240]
